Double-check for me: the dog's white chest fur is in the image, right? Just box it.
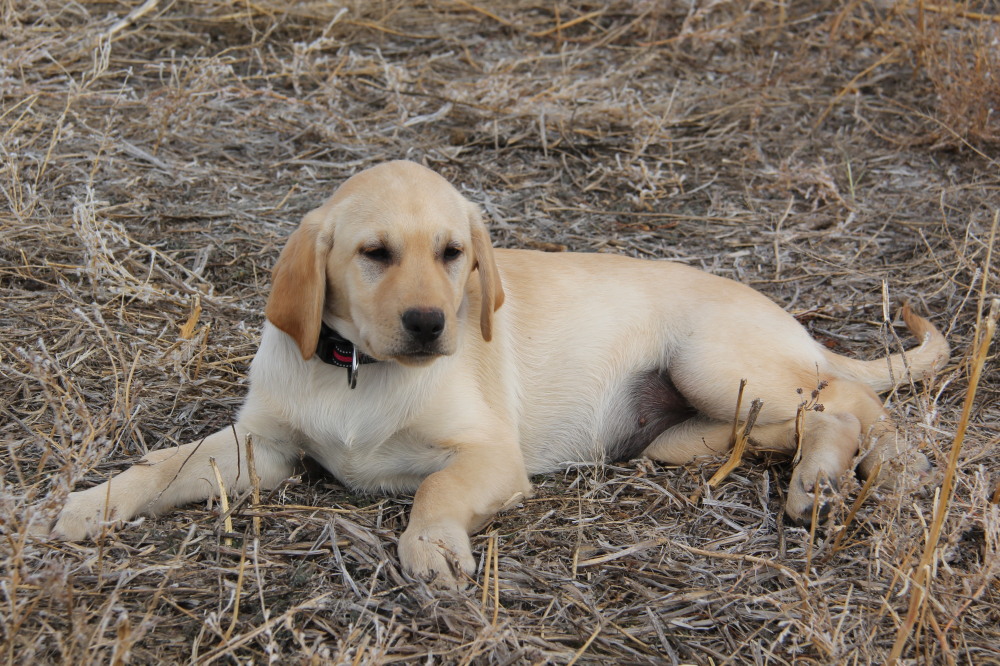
[243,324,453,491]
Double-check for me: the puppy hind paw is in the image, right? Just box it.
[784,475,839,527]
[859,450,932,490]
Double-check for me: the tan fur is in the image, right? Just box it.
[265,210,326,359]
[468,203,504,341]
[52,160,950,587]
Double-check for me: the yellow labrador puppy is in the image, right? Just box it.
[53,160,949,584]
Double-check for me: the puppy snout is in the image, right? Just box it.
[402,308,445,343]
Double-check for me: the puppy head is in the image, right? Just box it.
[265,160,504,365]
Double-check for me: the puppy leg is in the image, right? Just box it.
[833,381,931,484]
[645,377,928,523]
[787,379,929,519]
[783,411,861,522]
[51,425,297,540]
[641,417,736,465]
[398,433,532,587]
[643,411,862,524]
[643,416,804,467]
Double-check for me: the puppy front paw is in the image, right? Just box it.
[50,486,117,540]
[398,523,475,589]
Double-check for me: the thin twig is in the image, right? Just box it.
[887,296,999,663]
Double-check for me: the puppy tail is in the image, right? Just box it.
[823,304,950,392]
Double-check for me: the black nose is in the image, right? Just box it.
[401,308,445,343]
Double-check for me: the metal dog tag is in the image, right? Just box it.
[348,346,360,389]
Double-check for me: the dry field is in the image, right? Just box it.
[2,1,999,664]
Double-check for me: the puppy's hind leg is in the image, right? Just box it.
[832,380,931,485]
[642,410,862,525]
[641,417,737,465]
[51,425,298,540]
[782,410,861,524]
[778,378,930,523]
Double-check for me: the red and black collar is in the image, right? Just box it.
[315,322,379,388]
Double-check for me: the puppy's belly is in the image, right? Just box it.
[607,368,697,462]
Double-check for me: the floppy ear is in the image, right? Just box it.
[265,211,328,360]
[468,203,505,342]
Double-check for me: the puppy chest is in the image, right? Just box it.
[301,430,453,493]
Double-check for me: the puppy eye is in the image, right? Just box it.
[361,246,392,263]
[442,245,463,261]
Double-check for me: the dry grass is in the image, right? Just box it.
[2,1,998,663]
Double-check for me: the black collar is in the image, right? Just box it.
[315,322,379,388]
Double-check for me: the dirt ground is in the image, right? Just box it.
[2,1,998,664]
